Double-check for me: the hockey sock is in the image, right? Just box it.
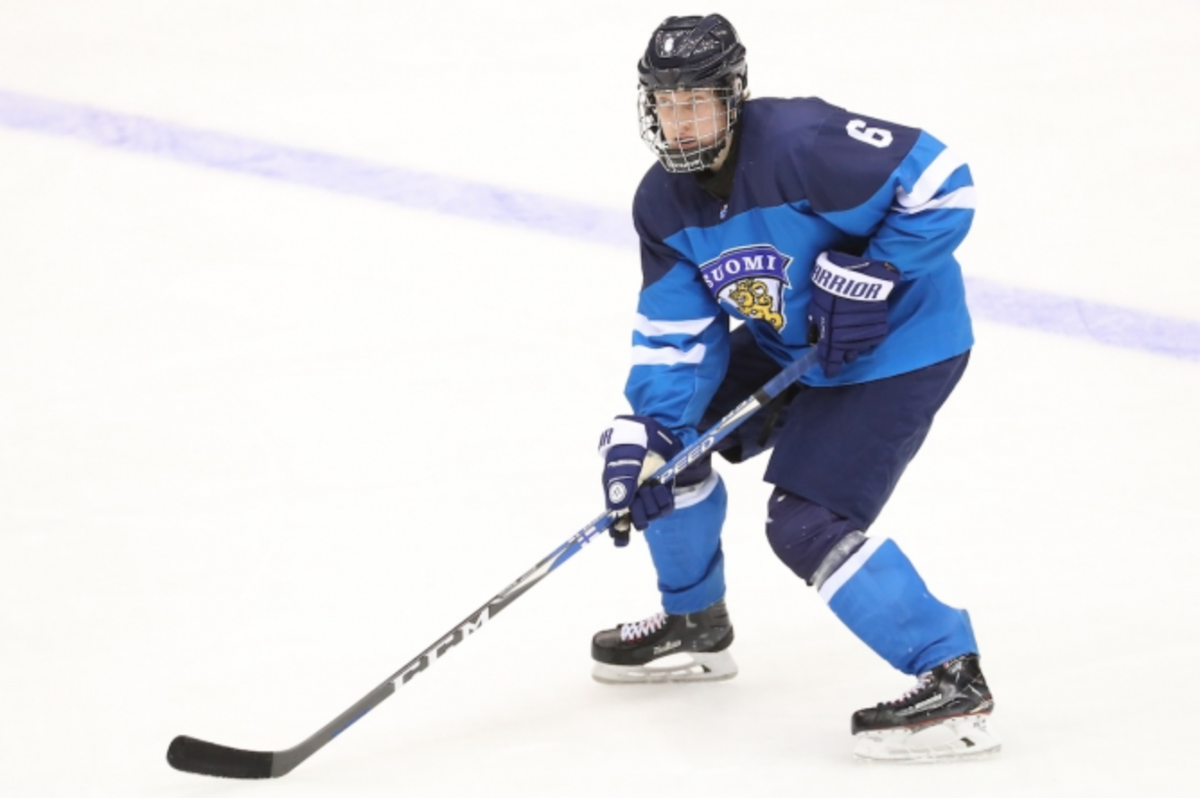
[643,472,727,615]
[817,537,977,675]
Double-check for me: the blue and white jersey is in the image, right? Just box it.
[628,97,976,440]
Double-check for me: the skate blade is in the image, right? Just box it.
[853,713,1001,763]
[592,650,738,685]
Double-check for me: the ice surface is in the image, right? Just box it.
[1,2,1198,796]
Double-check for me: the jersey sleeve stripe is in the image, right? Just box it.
[895,147,968,209]
[632,343,708,367]
[633,313,718,338]
[893,185,976,215]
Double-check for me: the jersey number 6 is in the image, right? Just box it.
[846,119,893,148]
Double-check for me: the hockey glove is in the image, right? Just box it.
[597,415,683,545]
[807,251,900,377]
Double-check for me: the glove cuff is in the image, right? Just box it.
[813,252,896,302]
[598,417,650,458]
[598,415,680,459]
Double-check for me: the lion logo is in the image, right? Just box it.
[727,278,785,330]
[699,244,794,332]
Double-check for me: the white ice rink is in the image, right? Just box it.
[2,1,1200,795]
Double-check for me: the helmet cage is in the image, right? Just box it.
[638,80,743,173]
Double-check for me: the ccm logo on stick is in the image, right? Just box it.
[394,606,492,685]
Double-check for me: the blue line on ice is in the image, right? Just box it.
[2,88,1196,363]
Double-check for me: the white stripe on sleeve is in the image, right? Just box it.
[634,313,717,338]
[893,185,976,215]
[895,148,968,210]
[631,343,707,367]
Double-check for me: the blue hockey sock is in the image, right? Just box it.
[818,536,977,675]
[643,473,727,615]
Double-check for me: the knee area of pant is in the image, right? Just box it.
[764,488,860,585]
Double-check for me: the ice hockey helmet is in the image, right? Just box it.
[637,14,748,173]
[638,14,747,93]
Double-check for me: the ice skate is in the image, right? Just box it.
[591,600,737,684]
[851,654,1000,762]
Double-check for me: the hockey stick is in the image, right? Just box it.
[166,345,821,779]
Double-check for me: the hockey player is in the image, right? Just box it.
[593,14,999,761]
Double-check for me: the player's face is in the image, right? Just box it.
[654,89,727,151]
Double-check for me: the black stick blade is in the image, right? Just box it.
[167,735,275,779]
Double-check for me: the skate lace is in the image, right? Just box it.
[887,672,934,707]
[619,612,667,641]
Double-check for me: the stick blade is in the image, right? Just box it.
[167,735,275,779]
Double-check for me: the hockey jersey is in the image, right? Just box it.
[628,97,975,440]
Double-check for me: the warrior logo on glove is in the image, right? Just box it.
[806,251,900,377]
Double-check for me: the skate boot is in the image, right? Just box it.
[591,600,737,684]
[851,654,1000,761]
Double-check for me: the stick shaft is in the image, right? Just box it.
[168,346,819,778]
